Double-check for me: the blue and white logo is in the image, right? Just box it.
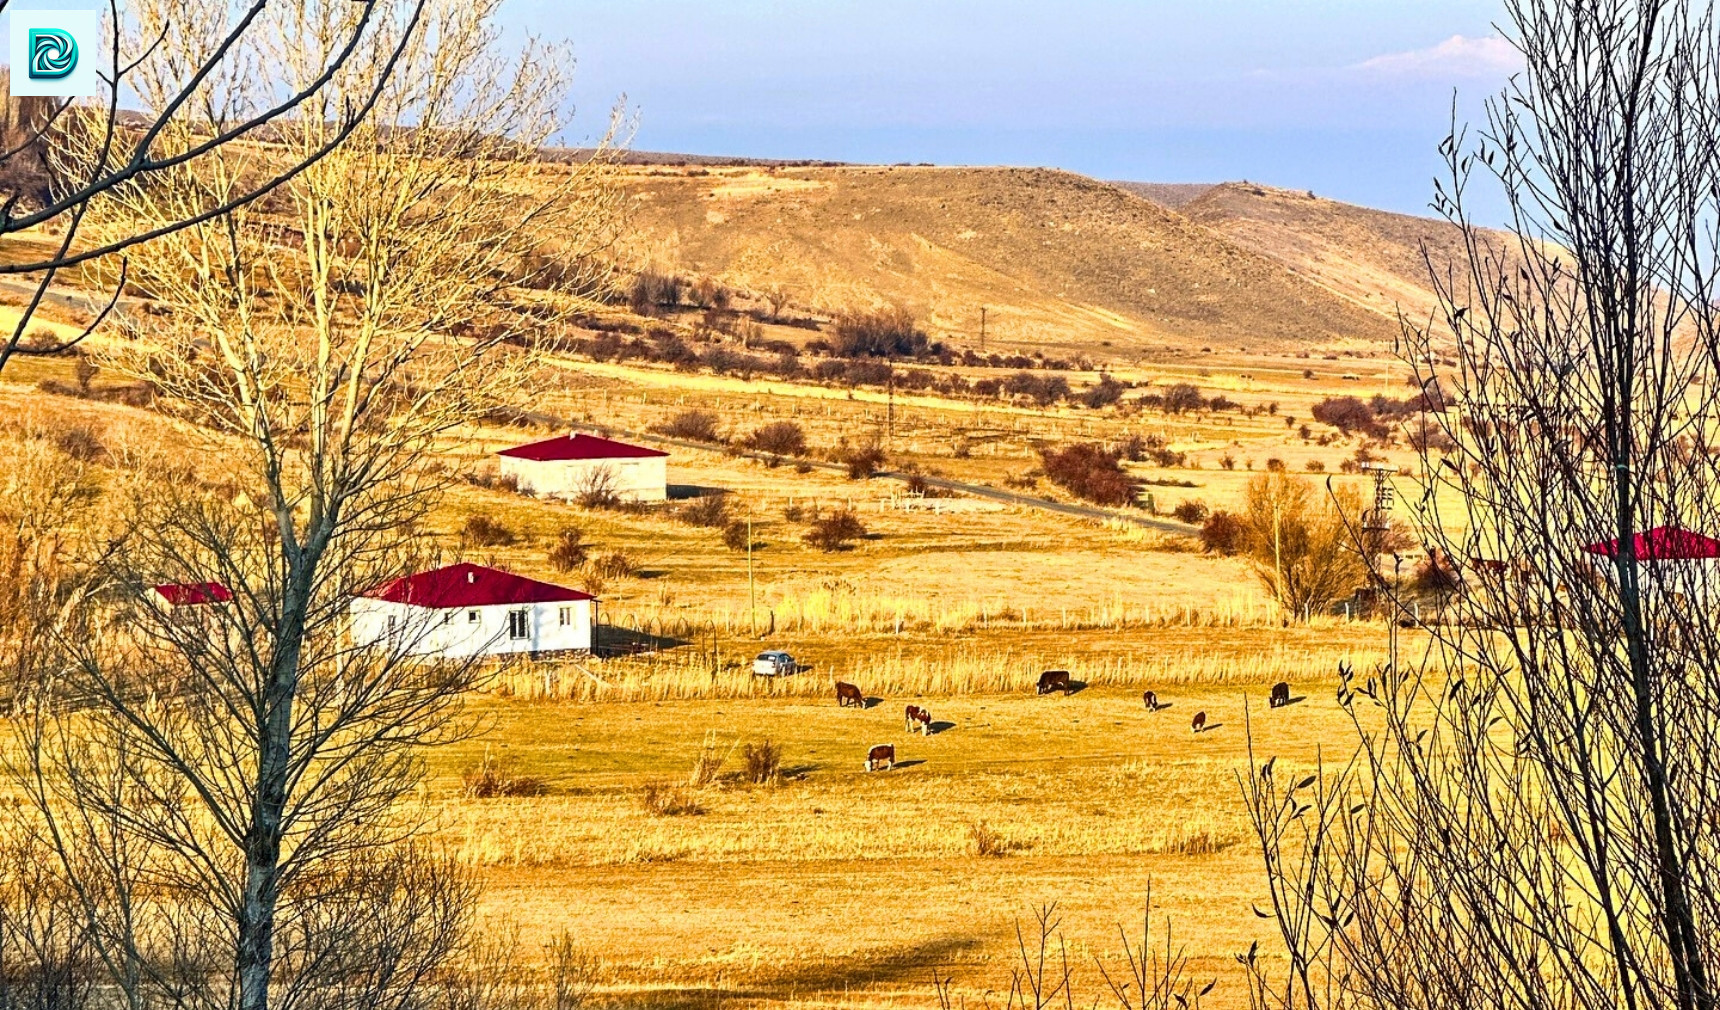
[11,11,98,97]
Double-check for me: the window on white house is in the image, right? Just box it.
[442,611,453,625]
[508,609,530,640]
[468,610,480,623]
[558,606,572,627]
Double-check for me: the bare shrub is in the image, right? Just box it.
[1237,472,1369,614]
[804,509,866,552]
[461,515,516,548]
[589,550,638,580]
[461,750,549,798]
[722,520,752,552]
[547,526,588,572]
[655,410,724,443]
[968,820,1017,857]
[830,306,930,358]
[740,739,781,785]
[839,442,887,480]
[52,424,107,463]
[687,732,728,787]
[1171,499,1209,524]
[748,420,806,457]
[677,494,729,528]
[1038,443,1139,506]
[638,781,701,817]
[1199,511,1245,555]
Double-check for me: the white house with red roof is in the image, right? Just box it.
[351,563,596,658]
[497,432,668,503]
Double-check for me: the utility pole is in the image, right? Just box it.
[886,371,895,448]
[1360,463,1398,672]
[747,509,756,637]
[980,307,988,354]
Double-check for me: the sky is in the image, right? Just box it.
[503,0,1518,217]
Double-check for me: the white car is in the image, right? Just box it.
[752,651,799,677]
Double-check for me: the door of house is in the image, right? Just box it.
[508,608,531,641]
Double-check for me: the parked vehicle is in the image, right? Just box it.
[752,650,799,677]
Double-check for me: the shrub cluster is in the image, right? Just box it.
[1038,443,1139,507]
[804,509,867,551]
[460,515,516,548]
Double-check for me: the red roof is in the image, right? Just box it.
[363,563,594,608]
[1583,526,1720,560]
[153,582,232,606]
[497,433,667,463]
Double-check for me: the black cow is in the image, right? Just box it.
[1191,711,1208,734]
[866,744,896,771]
[1269,682,1291,709]
[1143,690,1162,711]
[1037,670,1072,695]
[836,682,864,708]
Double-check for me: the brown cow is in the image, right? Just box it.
[1037,670,1072,695]
[835,682,864,708]
[905,705,932,735]
[1143,690,1161,711]
[866,744,896,771]
[1191,711,1207,734]
[1269,682,1291,709]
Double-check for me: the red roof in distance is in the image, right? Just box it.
[153,582,233,606]
[497,432,668,463]
[1583,526,1720,560]
[363,563,595,608]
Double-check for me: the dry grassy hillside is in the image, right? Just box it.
[1179,182,1479,332]
[619,165,1400,359]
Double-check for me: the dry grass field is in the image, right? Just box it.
[0,164,1467,1010]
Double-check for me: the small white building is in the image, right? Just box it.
[351,563,596,659]
[497,432,669,503]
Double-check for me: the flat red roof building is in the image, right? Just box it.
[495,433,669,503]
[497,433,668,463]
[1583,526,1720,560]
[152,582,233,607]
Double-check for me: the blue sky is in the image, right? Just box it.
[505,0,1516,217]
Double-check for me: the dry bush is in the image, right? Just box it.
[740,739,781,785]
[968,820,1018,857]
[1171,499,1209,524]
[722,520,752,552]
[461,515,517,548]
[52,424,107,463]
[462,751,549,799]
[747,420,806,458]
[547,526,588,572]
[687,732,728,787]
[1237,472,1368,614]
[638,780,702,817]
[589,550,638,580]
[804,509,866,552]
[1200,512,1245,555]
[676,495,729,528]
[830,306,930,358]
[655,410,724,443]
[838,441,887,480]
[1039,443,1139,506]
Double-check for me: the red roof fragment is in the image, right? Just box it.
[1583,526,1720,560]
[497,433,667,463]
[153,582,233,606]
[363,563,594,608]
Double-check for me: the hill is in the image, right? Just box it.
[1179,181,1474,331]
[1109,181,1216,210]
[615,165,1403,359]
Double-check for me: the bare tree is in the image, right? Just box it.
[7,4,624,1010]
[1245,3,1720,1010]
[0,0,438,374]
[1236,472,1370,618]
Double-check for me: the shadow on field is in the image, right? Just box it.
[891,759,927,770]
[863,696,884,709]
[618,935,984,1008]
[593,625,690,658]
[666,484,729,500]
[927,720,956,735]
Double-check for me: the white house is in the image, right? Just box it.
[497,432,668,503]
[351,563,596,659]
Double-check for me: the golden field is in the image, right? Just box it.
[0,168,1455,1010]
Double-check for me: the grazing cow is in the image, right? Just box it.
[865,744,896,771]
[835,682,864,708]
[1037,670,1072,695]
[1191,711,1207,734]
[1269,682,1291,709]
[1143,690,1161,711]
[905,704,932,735]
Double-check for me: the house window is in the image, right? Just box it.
[441,611,453,625]
[508,609,530,640]
[558,606,573,627]
[467,609,480,624]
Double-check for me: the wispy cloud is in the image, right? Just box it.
[1357,35,1519,79]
